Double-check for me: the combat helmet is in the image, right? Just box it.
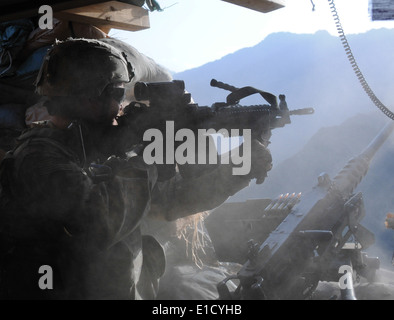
[35,38,134,97]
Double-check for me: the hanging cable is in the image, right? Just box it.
[328,0,394,120]
[310,0,316,11]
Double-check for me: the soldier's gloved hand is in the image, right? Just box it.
[244,139,273,184]
[103,155,129,175]
[88,156,127,183]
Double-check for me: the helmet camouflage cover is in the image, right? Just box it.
[35,38,134,97]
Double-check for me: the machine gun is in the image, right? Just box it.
[116,79,313,156]
[216,120,394,300]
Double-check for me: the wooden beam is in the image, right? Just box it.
[54,1,150,32]
[0,0,109,23]
[222,0,285,13]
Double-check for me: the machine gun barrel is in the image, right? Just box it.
[333,121,394,197]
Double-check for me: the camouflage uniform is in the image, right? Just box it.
[0,39,271,300]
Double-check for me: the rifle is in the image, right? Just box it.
[115,79,314,180]
[216,120,394,300]
[119,79,314,141]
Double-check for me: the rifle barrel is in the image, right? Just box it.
[288,108,315,115]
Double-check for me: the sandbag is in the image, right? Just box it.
[156,263,240,300]
[0,19,107,105]
[20,19,108,61]
[16,45,50,77]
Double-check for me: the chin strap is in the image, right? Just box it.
[68,120,87,168]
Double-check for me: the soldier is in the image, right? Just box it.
[0,38,272,300]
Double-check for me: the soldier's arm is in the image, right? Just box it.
[149,140,272,221]
[14,143,137,248]
[149,164,251,221]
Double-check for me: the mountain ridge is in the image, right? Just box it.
[174,28,394,164]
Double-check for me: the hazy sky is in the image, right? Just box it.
[109,0,394,72]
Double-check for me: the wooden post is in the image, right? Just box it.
[54,1,150,32]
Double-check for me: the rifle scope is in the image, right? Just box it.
[134,80,185,102]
